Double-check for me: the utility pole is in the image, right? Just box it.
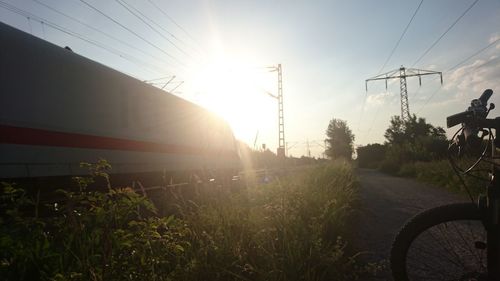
[365,66,442,121]
[267,64,285,158]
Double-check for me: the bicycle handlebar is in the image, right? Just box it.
[447,89,495,129]
[446,89,499,150]
[479,89,494,106]
[447,110,473,128]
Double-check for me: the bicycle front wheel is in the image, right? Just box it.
[390,203,486,281]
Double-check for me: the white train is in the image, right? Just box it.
[0,22,240,182]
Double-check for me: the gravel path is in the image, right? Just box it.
[352,169,470,280]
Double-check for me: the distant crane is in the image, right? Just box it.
[365,66,443,121]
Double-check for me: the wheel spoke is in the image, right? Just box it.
[390,203,487,281]
[407,220,486,280]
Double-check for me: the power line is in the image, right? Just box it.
[448,36,500,71]
[78,0,186,67]
[411,0,480,67]
[357,1,423,136]
[416,36,500,114]
[361,89,401,144]
[360,0,482,144]
[474,55,500,70]
[0,1,163,77]
[379,0,423,74]
[114,0,193,59]
[362,65,442,144]
[405,0,484,112]
[415,84,441,115]
[366,67,443,121]
[32,0,175,73]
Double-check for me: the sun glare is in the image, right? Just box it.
[188,56,277,147]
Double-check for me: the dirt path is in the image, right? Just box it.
[352,169,469,280]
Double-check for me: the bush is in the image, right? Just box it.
[0,161,379,281]
[356,144,386,168]
[378,159,400,175]
[398,163,416,177]
[412,160,486,196]
[0,173,192,280]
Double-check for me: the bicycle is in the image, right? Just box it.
[390,89,500,281]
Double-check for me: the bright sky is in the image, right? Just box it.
[1,0,500,158]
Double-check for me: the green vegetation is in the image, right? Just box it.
[356,114,489,197]
[356,144,386,169]
[397,160,487,197]
[357,114,448,173]
[325,118,355,160]
[241,145,325,169]
[0,161,378,281]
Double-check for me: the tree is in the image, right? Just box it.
[325,118,355,160]
[384,116,406,145]
[357,143,386,168]
[383,114,448,162]
[384,114,446,145]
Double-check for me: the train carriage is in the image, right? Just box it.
[0,22,240,183]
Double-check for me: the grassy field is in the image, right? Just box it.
[0,161,378,280]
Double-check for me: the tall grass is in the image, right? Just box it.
[178,161,379,280]
[0,161,378,280]
[397,160,487,197]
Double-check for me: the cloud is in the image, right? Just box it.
[489,33,500,50]
[490,33,500,43]
[366,91,396,107]
[445,55,500,100]
[411,32,500,113]
[445,32,500,96]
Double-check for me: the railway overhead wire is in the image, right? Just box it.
[31,0,176,73]
[78,0,186,68]
[0,1,169,77]
[113,0,193,60]
[147,0,206,56]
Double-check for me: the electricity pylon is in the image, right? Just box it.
[365,66,443,121]
[267,64,285,157]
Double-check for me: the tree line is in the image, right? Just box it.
[325,115,448,173]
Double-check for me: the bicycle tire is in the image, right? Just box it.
[390,202,487,281]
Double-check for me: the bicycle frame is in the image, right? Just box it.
[476,118,500,279]
[484,167,500,278]
[390,90,499,280]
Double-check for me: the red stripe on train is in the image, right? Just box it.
[0,125,237,158]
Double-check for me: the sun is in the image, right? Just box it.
[187,55,277,146]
